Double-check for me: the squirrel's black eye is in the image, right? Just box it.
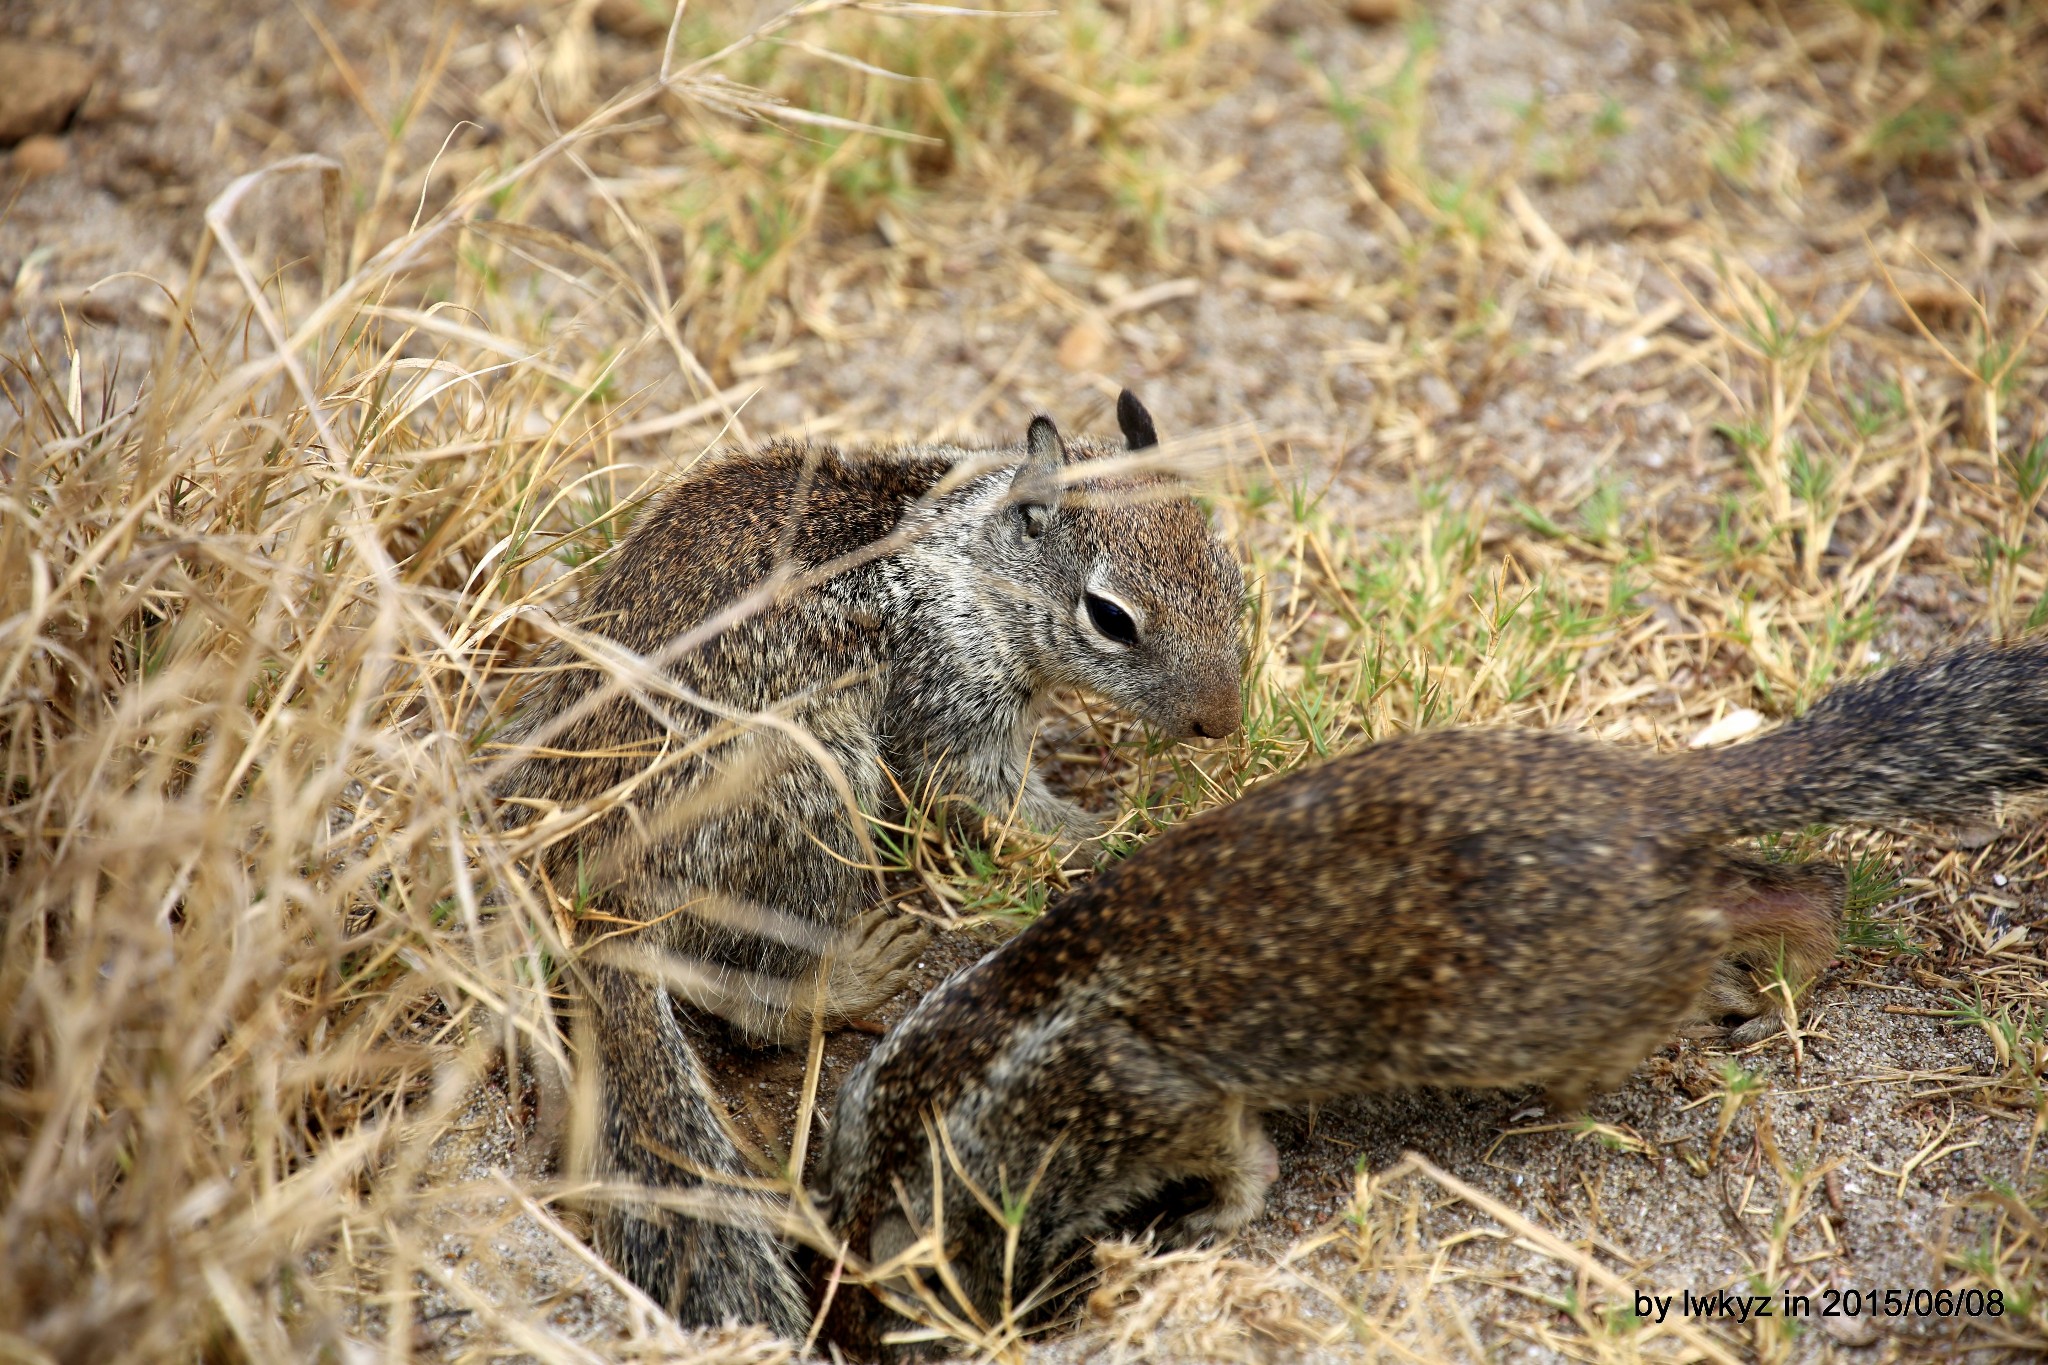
[1084,593,1140,646]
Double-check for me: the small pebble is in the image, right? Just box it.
[0,42,96,144]
[11,133,68,177]
[1345,0,1410,23]
[1688,707,1762,749]
[1057,318,1110,372]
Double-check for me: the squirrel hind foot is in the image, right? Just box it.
[597,1197,809,1338]
[750,909,929,1048]
[823,909,929,1015]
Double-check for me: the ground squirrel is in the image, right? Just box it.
[820,638,2048,1353]
[493,392,1245,1333]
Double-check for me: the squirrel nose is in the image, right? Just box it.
[1187,698,1242,740]
[1175,659,1243,740]
[1186,665,1244,739]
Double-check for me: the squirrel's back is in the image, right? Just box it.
[566,442,959,654]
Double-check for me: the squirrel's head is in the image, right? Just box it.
[987,393,1245,741]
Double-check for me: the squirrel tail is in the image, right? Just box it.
[586,961,810,1337]
[1690,635,2048,838]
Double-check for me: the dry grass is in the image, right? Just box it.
[0,5,1266,1360]
[6,0,2048,1360]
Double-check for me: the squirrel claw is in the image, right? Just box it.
[820,910,929,1023]
[1723,1011,1788,1048]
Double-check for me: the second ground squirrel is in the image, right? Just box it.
[821,637,2048,1352]
[493,392,1245,1332]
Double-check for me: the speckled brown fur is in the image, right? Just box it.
[492,395,1244,1334]
[820,638,2048,1355]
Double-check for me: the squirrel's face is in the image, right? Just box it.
[994,410,1245,741]
[1047,502,1244,739]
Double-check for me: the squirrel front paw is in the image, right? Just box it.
[1016,792,1105,853]
[1164,1115,1277,1246]
[1687,960,1791,1046]
[944,788,1104,860]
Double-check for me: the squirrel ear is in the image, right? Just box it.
[1026,413,1065,464]
[1011,414,1066,537]
[1116,388,1159,451]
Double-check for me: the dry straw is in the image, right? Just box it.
[0,3,1273,1360]
[0,7,964,1360]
